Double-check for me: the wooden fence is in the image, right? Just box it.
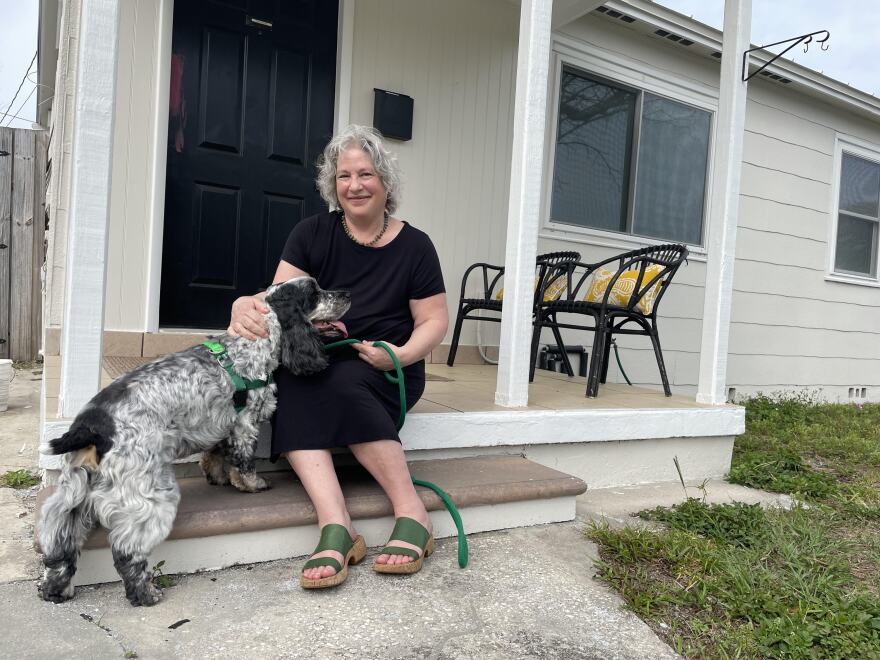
[0,127,47,362]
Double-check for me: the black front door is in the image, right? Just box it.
[160,0,338,328]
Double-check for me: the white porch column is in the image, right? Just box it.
[334,0,355,133]
[495,0,553,407]
[696,0,752,405]
[58,0,121,417]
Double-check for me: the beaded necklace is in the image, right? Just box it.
[341,211,389,247]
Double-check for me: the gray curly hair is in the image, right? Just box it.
[316,125,402,214]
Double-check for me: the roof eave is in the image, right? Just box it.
[602,0,880,122]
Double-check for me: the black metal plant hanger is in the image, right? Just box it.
[742,30,830,82]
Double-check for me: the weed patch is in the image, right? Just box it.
[640,498,771,548]
[0,469,40,489]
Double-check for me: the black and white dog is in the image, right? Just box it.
[38,277,349,606]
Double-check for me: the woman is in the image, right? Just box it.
[229,125,448,589]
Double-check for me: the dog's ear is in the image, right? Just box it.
[267,278,329,375]
[280,320,328,375]
[265,278,311,327]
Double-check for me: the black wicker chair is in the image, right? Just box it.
[447,251,581,368]
[531,244,688,397]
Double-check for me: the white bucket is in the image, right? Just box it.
[0,359,12,412]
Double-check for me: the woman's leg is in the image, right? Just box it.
[285,449,357,579]
[348,440,432,566]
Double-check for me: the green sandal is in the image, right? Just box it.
[373,517,435,575]
[300,524,366,589]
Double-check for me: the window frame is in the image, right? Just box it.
[827,135,880,285]
[542,39,717,256]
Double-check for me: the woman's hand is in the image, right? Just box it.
[228,295,269,340]
[352,341,403,371]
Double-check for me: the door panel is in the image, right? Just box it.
[267,48,310,164]
[262,193,304,285]
[191,183,241,288]
[197,27,246,153]
[161,0,338,328]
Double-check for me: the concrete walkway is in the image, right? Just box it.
[2,522,681,660]
[0,366,783,659]
[0,365,42,584]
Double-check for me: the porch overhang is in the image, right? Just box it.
[551,0,605,29]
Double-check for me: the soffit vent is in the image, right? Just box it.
[654,28,694,46]
[595,6,637,23]
[758,70,792,84]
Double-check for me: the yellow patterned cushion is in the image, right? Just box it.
[494,276,567,302]
[583,265,664,314]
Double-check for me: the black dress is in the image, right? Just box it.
[271,211,445,451]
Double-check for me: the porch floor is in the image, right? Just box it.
[418,363,708,413]
[41,355,712,419]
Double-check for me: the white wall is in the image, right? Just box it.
[347,0,520,347]
[729,81,880,402]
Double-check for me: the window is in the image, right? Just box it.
[833,151,880,278]
[550,67,711,245]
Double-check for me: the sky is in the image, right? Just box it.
[0,1,39,129]
[0,0,877,130]
[657,0,879,96]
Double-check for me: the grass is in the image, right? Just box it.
[588,395,880,658]
[0,469,40,489]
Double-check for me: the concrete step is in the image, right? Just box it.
[35,455,587,585]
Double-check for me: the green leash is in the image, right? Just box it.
[611,338,633,386]
[412,478,469,569]
[323,338,469,568]
[324,338,406,431]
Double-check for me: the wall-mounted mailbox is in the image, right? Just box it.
[373,89,413,141]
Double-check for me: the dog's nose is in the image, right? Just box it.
[339,291,351,301]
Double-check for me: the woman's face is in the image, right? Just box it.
[335,147,387,222]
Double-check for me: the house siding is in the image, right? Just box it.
[347,0,520,345]
[44,0,82,329]
[729,82,880,401]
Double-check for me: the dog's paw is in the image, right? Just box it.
[37,581,74,604]
[204,471,230,486]
[129,583,163,607]
[229,469,271,493]
[199,452,229,486]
